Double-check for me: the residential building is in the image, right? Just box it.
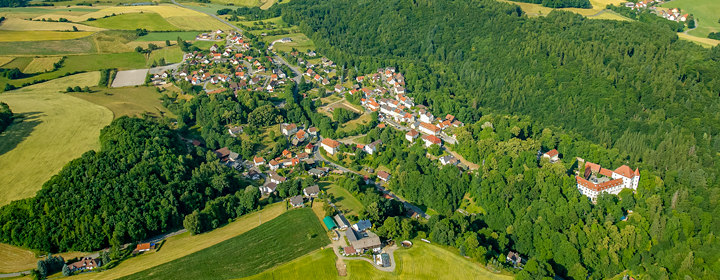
[576,162,640,202]
[281,123,298,135]
[353,220,372,232]
[507,251,524,266]
[253,156,265,166]
[439,155,458,166]
[543,149,559,162]
[405,130,419,142]
[268,159,280,170]
[419,122,441,136]
[268,171,286,184]
[309,168,327,177]
[290,195,304,208]
[296,130,307,142]
[305,143,314,154]
[365,140,382,155]
[419,111,434,123]
[134,243,155,253]
[67,257,101,272]
[214,147,232,159]
[261,182,277,194]
[321,138,341,155]
[377,171,391,182]
[422,135,442,147]
[303,185,320,197]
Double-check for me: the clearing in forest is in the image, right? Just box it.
[0,72,113,207]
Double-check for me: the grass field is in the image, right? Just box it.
[0,6,100,20]
[319,182,364,216]
[147,46,184,66]
[84,13,180,31]
[0,18,104,32]
[181,2,247,14]
[0,244,87,274]
[0,72,113,207]
[677,32,720,47]
[338,113,371,133]
[165,16,228,31]
[500,0,625,16]
[241,249,338,280]
[122,208,330,280]
[1,57,32,71]
[0,57,14,67]
[1,52,146,89]
[69,86,176,119]
[0,30,93,42]
[459,193,486,214]
[67,5,228,31]
[589,11,631,21]
[660,0,720,38]
[265,32,315,52]
[22,57,63,74]
[0,36,95,56]
[135,31,199,42]
[182,0,261,7]
[191,40,219,50]
[69,203,287,280]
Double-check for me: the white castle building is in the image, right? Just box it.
[576,162,639,202]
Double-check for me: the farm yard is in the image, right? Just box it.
[0,72,113,207]
[112,69,150,88]
[121,208,329,280]
[22,57,63,73]
[70,86,176,119]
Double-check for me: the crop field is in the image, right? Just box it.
[264,33,315,52]
[70,86,176,119]
[660,0,720,38]
[319,182,364,216]
[122,208,329,280]
[111,69,149,88]
[0,18,104,32]
[259,0,275,9]
[0,57,14,67]
[0,57,32,71]
[135,31,198,42]
[84,13,180,31]
[677,32,720,47]
[0,244,87,274]
[164,16,228,31]
[181,2,245,14]
[500,0,625,17]
[241,249,338,280]
[63,5,228,30]
[0,72,112,207]
[0,30,94,42]
[147,46,184,66]
[0,6,99,20]
[69,203,287,280]
[0,36,95,56]
[22,57,63,74]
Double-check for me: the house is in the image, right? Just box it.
[134,243,156,253]
[422,135,442,147]
[334,84,344,93]
[294,130,307,142]
[377,170,391,182]
[308,168,327,177]
[268,159,280,170]
[268,171,286,184]
[245,169,261,180]
[290,195,304,208]
[543,149,560,162]
[282,149,292,158]
[281,123,298,135]
[439,155,458,166]
[305,143,314,153]
[343,246,358,256]
[333,214,350,230]
[281,37,292,43]
[419,111,434,123]
[307,127,318,137]
[303,185,320,197]
[507,252,523,266]
[576,162,640,202]
[350,233,382,253]
[365,140,382,155]
[227,152,240,162]
[210,44,219,52]
[314,74,323,82]
[297,152,310,161]
[253,156,265,166]
[214,147,232,159]
[405,130,419,142]
[322,79,330,86]
[321,138,341,155]
[261,182,277,194]
[353,220,372,232]
[307,50,317,57]
[419,122,441,136]
[67,257,101,272]
[228,126,243,136]
[394,86,405,94]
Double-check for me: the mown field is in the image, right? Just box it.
[70,86,176,119]
[0,72,113,207]
[146,46,184,66]
[500,0,625,16]
[266,32,314,52]
[22,57,63,73]
[0,6,100,20]
[1,57,32,71]
[0,244,87,274]
[122,207,329,280]
[589,11,631,21]
[84,13,180,31]
[135,31,198,42]
[0,36,95,56]
[319,181,364,216]
[182,0,261,7]
[241,248,338,280]
[0,18,104,32]
[70,5,228,30]
[70,203,287,280]
[660,0,720,38]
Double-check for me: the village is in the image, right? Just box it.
[625,0,690,23]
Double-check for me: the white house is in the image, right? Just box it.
[576,162,640,202]
[439,155,458,166]
[253,156,265,166]
[281,123,298,136]
[364,140,382,155]
[377,171,391,182]
[321,138,341,155]
[419,122,441,136]
[543,149,559,162]
[261,182,277,194]
[268,171,287,184]
[405,130,419,142]
[422,135,442,147]
[303,185,320,197]
[419,111,434,123]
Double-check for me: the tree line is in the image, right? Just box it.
[0,102,12,133]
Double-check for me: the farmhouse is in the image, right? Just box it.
[290,195,304,208]
[334,214,350,230]
[321,138,341,155]
[303,185,320,197]
[67,257,101,272]
[377,171,391,182]
[134,243,156,253]
[353,219,372,232]
[576,162,640,202]
[350,233,382,253]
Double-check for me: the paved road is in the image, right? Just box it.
[273,54,302,84]
[171,0,242,33]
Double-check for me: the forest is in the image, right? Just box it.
[225,0,720,278]
[0,117,256,253]
[0,102,12,133]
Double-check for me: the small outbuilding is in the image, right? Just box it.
[323,216,338,231]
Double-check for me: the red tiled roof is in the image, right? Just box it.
[576,176,624,192]
[321,138,340,148]
[544,149,558,157]
[406,130,419,137]
[614,165,636,178]
[422,135,442,144]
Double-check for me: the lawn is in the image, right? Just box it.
[0,36,95,56]
[0,244,87,274]
[265,32,315,52]
[319,182,364,216]
[22,57,63,74]
[191,40,220,50]
[0,18,104,32]
[459,193,486,214]
[121,207,330,280]
[69,86,176,119]
[135,31,199,42]
[0,72,113,207]
[241,249,338,280]
[660,0,720,38]
[338,112,371,133]
[147,46,184,66]
[84,13,180,31]
[0,30,94,42]
[0,52,146,90]
[70,203,288,280]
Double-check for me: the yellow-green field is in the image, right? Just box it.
[69,86,176,119]
[660,0,720,38]
[677,32,720,48]
[0,72,113,207]
[589,11,631,21]
[243,241,514,280]
[0,30,94,42]
[22,57,63,73]
[260,0,276,9]
[69,203,287,280]
[203,0,261,6]
[146,46,184,66]
[0,18,104,31]
[500,0,625,16]
[0,244,87,274]
[0,57,14,67]
[0,6,100,20]
[338,113,371,133]
[165,15,228,31]
[83,13,180,31]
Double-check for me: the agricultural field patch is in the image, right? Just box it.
[135,31,199,42]
[677,32,720,47]
[0,30,94,42]
[589,11,631,21]
[264,32,315,52]
[146,47,184,66]
[83,12,180,31]
[111,69,149,88]
[660,0,720,38]
[0,36,95,56]
[70,86,176,119]
[241,249,338,280]
[0,57,32,71]
[122,208,330,280]
[0,6,99,20]
[0,57,14,67]
[0,244,87,274]
[0,18,104,31]
[164,16,228,31]
[0,72,112,207]
[182,0,261,7]
[22,57,63,74]
[182,2,252,14]
[500,0,625,16]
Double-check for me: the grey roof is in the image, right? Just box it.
[264,182,277,192]
[351,235,381,250]
[290,195,303,206]
[308,168,324,175]
[228,152,240,160]
[334,214,350,227]
[346,228,359,242]
[353,220,372,232]
[304,185,320,195]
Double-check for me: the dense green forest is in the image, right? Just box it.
[0,117,254,253]
[510,0,591,9]
[0,102,12,133]
[228,0,720,278]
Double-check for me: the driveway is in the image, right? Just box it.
[328,227,398,272]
